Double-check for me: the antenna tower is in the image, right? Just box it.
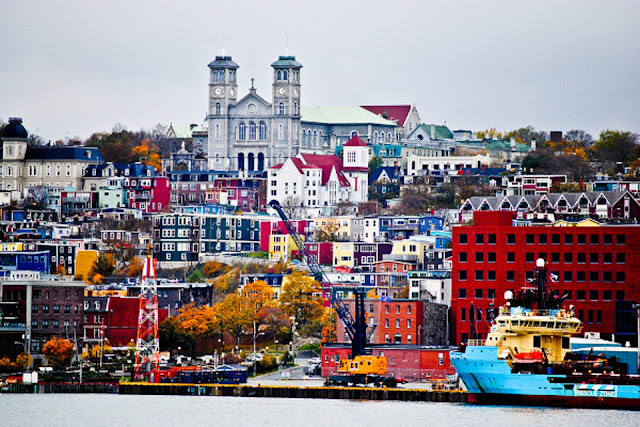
[134,255,160,381]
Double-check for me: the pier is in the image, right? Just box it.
[118,382,468,403]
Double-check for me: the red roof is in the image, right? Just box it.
[300,154,352,187]
[344,135,369,147]
[360,105,412,126]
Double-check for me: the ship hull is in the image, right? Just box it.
[452,346,640,411]
[468,392,640,411]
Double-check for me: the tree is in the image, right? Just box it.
[126,257,144,278]
[592,130,640,167]
[214,293,253,345]
[279,195,303,219]
[320,308,337,344]
[159,317,195,354]
[315,221,341,242]
[90,254,115,277]
[368,156,384,175]
[24,186,48,210]
[177,304,218,337]
[187,269,204,283]
[504,125,548,145]
[42,337,74,369]
[241,280,275,320]
[104,239,135,270]
[203,261,223,278]
[279,271,325,334]
[564,129,594,149]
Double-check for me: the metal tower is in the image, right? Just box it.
[134,256,160,381]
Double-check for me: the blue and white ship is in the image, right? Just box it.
[451,259,640,410]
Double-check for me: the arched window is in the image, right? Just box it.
[238,153,245,171]
[56,165,61,176]
[279,102,286,115]
[351,131,358,138]
[302,130,307,146]
[238,122,246,140]
[259,121,267,140]
[215,102,221,115]
[293,102,298,115]
[215,124,220,140]
[230,70,236,82]
[248,153,255,171]
[283,70,288,80]
[66,165,71,176]
[373,131,379,143]
[276,70,282,80]
[313,130,318,147]
[249,121,257,140]
[46,165,50,176]
[257,153,265,171]
[387,132,392,142]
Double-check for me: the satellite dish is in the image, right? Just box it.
[504,290,513,300]
[536,258,545,268]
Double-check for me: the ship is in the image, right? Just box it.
[451,259,640,410]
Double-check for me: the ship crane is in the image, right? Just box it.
[134,255,160,381]
[268,200,371,357]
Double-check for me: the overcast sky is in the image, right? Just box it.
[1,0,638,142]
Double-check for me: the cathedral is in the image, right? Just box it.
[206,55,302,172]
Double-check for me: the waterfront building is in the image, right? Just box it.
[450,210,640,345]
[360,105,422,140]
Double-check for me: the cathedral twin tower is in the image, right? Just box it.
[207,55,303,172]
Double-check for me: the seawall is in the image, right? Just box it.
[119,382,468,402]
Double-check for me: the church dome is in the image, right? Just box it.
[1,117,28,139]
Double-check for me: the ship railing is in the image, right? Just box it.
[467,339,485,346]
[505,307,571,318]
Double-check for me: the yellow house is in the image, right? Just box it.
[0,242,22,251]
[332,242,354,268]
[269,234,302,262]
[75,250,98,282]
[390,239,435,268]
[554,218,601,227]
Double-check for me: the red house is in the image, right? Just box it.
[127,176,170,213]
[451,211,640,345]
[259,219,309,252]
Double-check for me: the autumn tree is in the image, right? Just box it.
[280,271,325,336]
[316,221,342,242]
[214,293,253,345]
[126,257,144,278]
[42,337,74,369]
[89,254,115,279]
[504,125,548,145]
[132,139,162,171]
[203,261,223,278]
[320,308,337,344]
[592,130,640,168]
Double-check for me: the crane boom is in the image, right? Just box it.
[268,200,368,356]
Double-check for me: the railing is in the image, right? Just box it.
[467,339,485,346]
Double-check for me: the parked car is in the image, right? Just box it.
[308,357,321,365]
[246,353,264,362]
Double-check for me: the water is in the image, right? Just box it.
[1,395,638,427]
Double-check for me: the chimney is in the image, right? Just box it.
[510,137,516,151]
[531,139,537,151]
[430,126,435,140]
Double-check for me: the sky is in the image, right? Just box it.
[1,0,639,142]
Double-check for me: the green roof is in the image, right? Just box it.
[416,124,454,140]
[271,56,302,68]
[485,140,531,152]
[301,106,398,126]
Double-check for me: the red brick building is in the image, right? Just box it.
[450,211,640,345]
[321,344,456,382]
[335,298,448,346]
[105,296,168,346]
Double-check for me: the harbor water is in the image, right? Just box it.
[1,394,638,427]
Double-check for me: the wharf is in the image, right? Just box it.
[119,382,468,402]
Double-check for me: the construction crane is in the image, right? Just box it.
[268,200,370,357]
[134,255,160,381]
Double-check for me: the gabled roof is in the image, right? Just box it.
[344,135,368,147]
[408,124,454,140]
[360,105,412,126]
[300,154,351,187]
[235,91,271,107]
[369,166,400,186]
[301,106,397,126]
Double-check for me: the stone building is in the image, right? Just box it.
[206,55,302,172]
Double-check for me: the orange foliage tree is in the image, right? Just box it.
[132,139,162,171]
[42,337,74,369]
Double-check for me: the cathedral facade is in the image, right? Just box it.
[206,55,302,172]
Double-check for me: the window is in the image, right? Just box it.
[459,270,467,281]
[475,289,483,299]
[526,253,534,263]
[577,271,585,282]
[563,271,572,282]
[384,319,389,328]
[564,253,572,263]
[476,234,484,244]
[259,121,267,140]
[475,252,483,263]
[526,234,534,244]
[590,271,598,282]
[475,271,483,281]
[215,102,221,115]
[590,234,599,245]
[249,121,257,140]
[238,122,246,140]
[395,319,400,328]
[487,271,496,281]
[278,124,284,140]
[603,253,612,263]
[407,319,412,328]
[615,272,624,282]
[459,234,467,244]
[616,253,625,264]
[589,253,598,264]
[551,253,560,263]
[506,271,515,281]
[577,234,586,245]
[577,253,586,263]
[460,308,466,321]
[577,290,585,300]
[278,102,286,115]
[385,304,389,314]
[506,253,515,263]
[487,252,496,263]
[459,252,467,262]
[507,234,516,245]
[396,305,400,314]
[603,290,612,301]
[564,234,573,244]
[590,290,598,301]
[616,234,625,245]
[458,289,467,299]
[538,234,547,244]
[407,305,412,314]
[488,234,496,244]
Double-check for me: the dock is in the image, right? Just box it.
[118,382,468,402]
